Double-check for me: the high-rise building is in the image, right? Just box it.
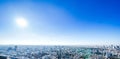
[14,46,18,51]
[0,56,7,59]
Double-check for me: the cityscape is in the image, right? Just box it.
[0,45,120,59]
[0,0,120,59]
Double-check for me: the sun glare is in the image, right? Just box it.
[16,17,28,28]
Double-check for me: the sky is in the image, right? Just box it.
[0,0,120,45]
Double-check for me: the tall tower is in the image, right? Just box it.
[14,45,18,51]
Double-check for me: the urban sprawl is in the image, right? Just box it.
[0,45,120,59]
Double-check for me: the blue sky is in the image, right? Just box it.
[0,0,120,45]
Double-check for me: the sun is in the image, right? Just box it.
[16,17,28,28]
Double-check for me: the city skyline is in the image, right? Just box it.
[0,0,120,45]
